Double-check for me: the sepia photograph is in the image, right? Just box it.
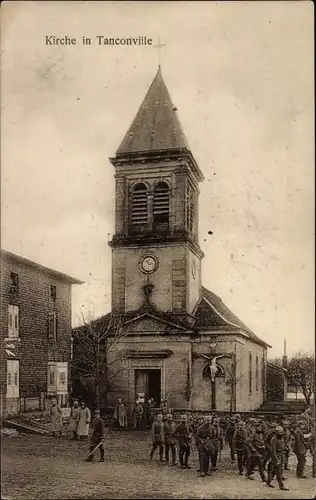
[1,1,314,499]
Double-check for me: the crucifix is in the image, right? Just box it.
[153,36,166,68]
[199,345,234,410]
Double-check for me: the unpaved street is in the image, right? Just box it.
[1,430,315,499]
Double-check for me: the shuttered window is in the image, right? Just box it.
[48,312,57,342]
[131,183,148,232]
[186,183,195,233]
[153,181,169,231]
[8,305,19,338]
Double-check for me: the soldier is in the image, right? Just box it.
[263,421,278,470]
[195,415,214,477]
[85,409,105,463]
[282,421,291,471]
[133,400,144,430]
[292,420,307,478]
[148,398,156,428]
[150,413,164,461]
[174,415,192,469]
[159,399,169,416]
[163,414,177,466]
[225,416,236,463]
[308,425,316,478]
[257,415,268,434]
[266,426,289,491]
[210,417,223,471]
[232,420,248,475]
[245,423,266,482]
[192,416,205,472]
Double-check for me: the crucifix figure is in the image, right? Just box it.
[201,353,226,383]
[153,36,166,67]
[200,350,232,410]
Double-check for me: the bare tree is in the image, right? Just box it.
[71,312,129,409]
[224,351,243,413]
[287,351,315,406]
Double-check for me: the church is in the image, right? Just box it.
[102,66,270,414]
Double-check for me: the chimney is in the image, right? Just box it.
[282,339,288,369]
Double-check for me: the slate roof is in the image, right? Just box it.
[116,66,190,156]
[195,286,270,347]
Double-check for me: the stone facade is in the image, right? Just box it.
[78,67,270,415]
[0,250,82,415]
[106,315,267,415]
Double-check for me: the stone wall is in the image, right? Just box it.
[0,254,73,415]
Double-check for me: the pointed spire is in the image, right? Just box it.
[116,68,189,156]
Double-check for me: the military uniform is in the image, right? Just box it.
[232,425,248,475]
[293,425,307,478]
[263,424,277,470]
[174,420,192,469]
[133,403,144,430]
[86,412,105,462]
[192,419,204,472]
[163,417,177,465]
[150,417,164,461]
[266,429,288,490]
[210,421,223,470]
[282,423,291,471]
[225,420,236,462]
[245,426,266,481]
[308,428,316,477]
[196,421,214,476]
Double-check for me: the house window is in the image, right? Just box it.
[255,355,259,392]
[153,181,170,231]
[249,351,252,395]
[11,272,19,290]
[59,372,66,385]
[8,305,19,338]
[48,312,57,342]
[50,285,57,301]
[7,372,12,385]
[130,183,148,233]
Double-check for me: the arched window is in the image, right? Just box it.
[131,183,148,232]
[153,181,170,231]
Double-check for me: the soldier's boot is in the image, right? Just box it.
[85,446,94,462]
[171,448,177,466]
[99,448,105,462]
[280,487,289,491]
[150,449,154,460]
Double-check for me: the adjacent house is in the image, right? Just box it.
[0,249,83,415]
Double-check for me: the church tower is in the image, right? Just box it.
[109,67,204,320]
[103,67,269,413]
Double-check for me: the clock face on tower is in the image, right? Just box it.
[139,255,158,274]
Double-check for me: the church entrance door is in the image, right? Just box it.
[135,369,161,405]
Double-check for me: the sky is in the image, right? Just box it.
[1,1,314,358]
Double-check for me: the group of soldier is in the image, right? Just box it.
[147,410,315,491]
[52,396,315,491]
